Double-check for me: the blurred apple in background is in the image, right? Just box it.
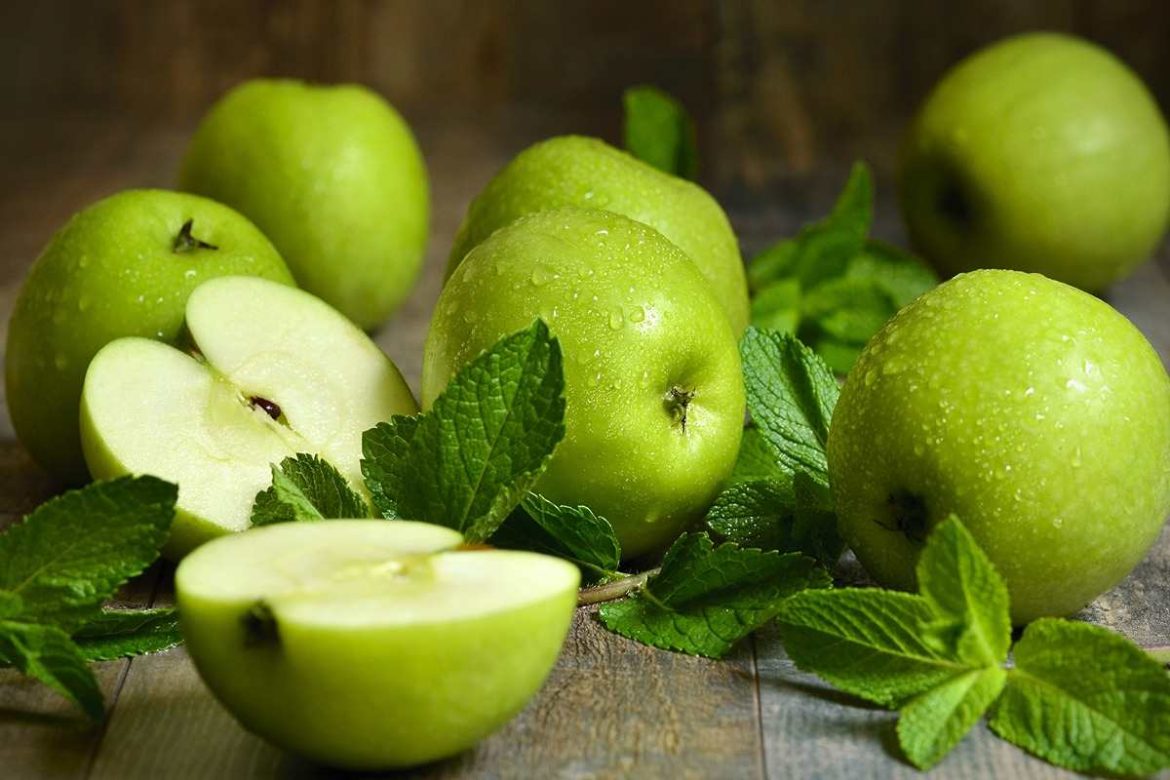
[180,80,429,330]
[899,33,1170,292]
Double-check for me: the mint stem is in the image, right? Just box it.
[577,568,658,606]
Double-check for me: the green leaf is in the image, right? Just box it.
[251,453,370,527]
[730,426,791,485]
[916,516,1011,667]
[72,608,182,662]
[705,474,841,566]
[989,619,1170,777]
[776,588,970,707]
[750,279,802,334]
[0,591,22,620]
[898,666,1007,770]
[748,163,872,292]
[0,476,177,632]
[848,239,937,308]
[600,533,830,658]
[622,85,698,180]
[491,494,621,583]
[740,328,839,487]
[800,276,897,344]
[0,620,103,720]
[362,321,566,543]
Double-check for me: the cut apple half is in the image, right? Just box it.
[176,520,580,770]
[80,276,417,557]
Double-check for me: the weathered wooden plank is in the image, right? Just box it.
[91,607,764,779]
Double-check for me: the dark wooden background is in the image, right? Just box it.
[4,0,1170,185]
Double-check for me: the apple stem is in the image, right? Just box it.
[665,386,695,431]
[577,568,659,606]
[173,219,219,253]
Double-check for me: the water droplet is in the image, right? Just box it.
[864,369,877,387]
[608,310,624,330]
[1071,447,1082,468]
[53,353,68,370]
[1052,517,1064,529]
[530,266,552,287]
[628,306,645,323]
[136,294,145,304]
[77,297,91,312]
[184,269,197,279]
[587,372,602,388]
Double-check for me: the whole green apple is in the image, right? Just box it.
[900,33,1170,291]
[81,276,417,558]
[177,520,579,769]
[425,208,745,559]
[828,269,1170,623]
[446,135,750,333]
[6,189,293,484]
[179,79,429,329]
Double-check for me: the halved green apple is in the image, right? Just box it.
[80,276,417,557]
[176,520,579,770]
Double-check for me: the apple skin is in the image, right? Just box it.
[180,79,429,330]
[176,521,579,770]
[446,135,750,333]
[424,207,745,559]
[828,269,1170,623]
[5,189,294,484]
[899,33,1170,292]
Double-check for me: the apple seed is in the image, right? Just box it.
[249,395,282,420]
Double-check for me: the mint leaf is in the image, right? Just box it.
[740,328,838,487]
[622,85,698,180]
[748,162,872,292]
[362,321,566,543]
[251,453,370,527]
[750,279,801,334]
[600,533,829,658]
[0,621,103,720]
[989,619,1170,776]
[0,476,176,632]
[730,426,791,485]
[491,494,621,583]
[849,239,937,307]
[705,473,841,566]
[72,608,181,662]
[916,516,1010,666]
[899,666,1007,770]
[800,276,897,344]
[0,591,22,620]
[777,588,969,707]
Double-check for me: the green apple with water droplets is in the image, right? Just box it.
[80,276,416,558]
[177,520,579,769]
[425,207,745,559]
[446,135,750,333]
[5,189,294,484]
[828,269,1170,623]
[900,33,1170,291]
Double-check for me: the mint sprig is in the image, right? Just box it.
[747,163,936,373]
[599,532,830,658]
[361,320,566,543]
[251,453,370,527]
[0,476,177,720]
[740,327,838,488]
[777,516,1170,775]
[491,494,621,584]
[622,85,698,180]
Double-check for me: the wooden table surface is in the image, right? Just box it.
[0,115,1167,779]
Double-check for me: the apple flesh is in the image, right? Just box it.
[828,270,1170,623]
[180,79,429,330]
[176,520,579,770]
[80,276,416,558]
[5,189,293,484]
[424,207,745,559]
[900,33,1170,291]
[446,135,750,333]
